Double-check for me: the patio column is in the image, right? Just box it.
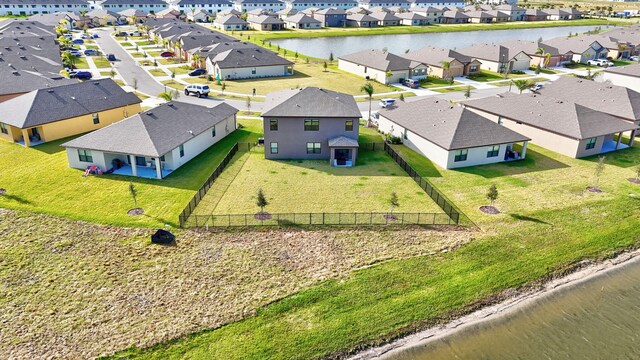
[129,155,137,177]
[629,130,636,147]
[21,129,30,147]
[616,132,623,150]
[155,157,162,179]
[521,141,527,159]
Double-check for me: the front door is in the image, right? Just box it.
[335,149,350,161]
[135,156,146,166]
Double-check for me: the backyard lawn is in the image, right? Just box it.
[215,63,398,96]
[0,120,263,228]
[113,143,640,359]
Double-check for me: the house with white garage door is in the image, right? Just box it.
[62,102,238,179]
[374,98,530,169]
[338,49,427,84]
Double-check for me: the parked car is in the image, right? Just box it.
[129,31,142,37]
[72,38,84,44]
[630,55,639,62]
[115,31,128,37]
[106,54,116,61]
[67,50,83,57]
[587,59,614,67]
[63,33,73,39]
[83,49,97,56]
[160,51,174,58]
[184,84,210,98]
[69,71,93,79]
[188,68,207,77]
[530,83,543,91]
[81,34,90,39]
[403,78,419,89]
[92,33,99,39]
[379,99,396,108]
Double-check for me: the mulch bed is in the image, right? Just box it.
[127,208,145,216]
[628,178,640,185]
[383,214,398,221]
[479,206,500,215]
[586,186,603,193]
[0,189,6,195]
[255,212,272,221]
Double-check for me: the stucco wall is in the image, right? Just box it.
[599,72,640,93]
[213,63,292,80]
[338,59,407,84]
[263,116,360,160]
[65,147,108,171]
[35,103,141,143]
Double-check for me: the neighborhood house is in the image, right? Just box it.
[62,102,238,179]
[262,87,362,167]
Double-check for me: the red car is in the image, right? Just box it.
[160,51,174,58]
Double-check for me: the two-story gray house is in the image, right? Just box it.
[262,87,362,167]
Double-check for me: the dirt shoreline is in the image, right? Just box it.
[350,248,640,360]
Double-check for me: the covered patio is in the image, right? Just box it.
[601,130,636,154]
[109,154,173,180]
[329,136,359,167]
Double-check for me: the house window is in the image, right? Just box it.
[304,119,319,131]
[306,142,321,154]
[78,149,93,162]
[403,129,408,140]
[0,123,7,134]
[270,142,278,154]
[212,126,216,137]
[345,120,353,131]
[92,113,100,124]
[270,119,278,131]
[179,144,185,157]
[454,149,468,162]
[251,67,256,74]
[487,145,500,158]
[585,137,597,150]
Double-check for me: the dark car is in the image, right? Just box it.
[69,71,93,79]
[106,54,116,61]
[188,68,207,77]
[72,38,84,44]
[83,49,97,56]
[92,33,99,38]
[115,31,128,37]
[160,51,174,58]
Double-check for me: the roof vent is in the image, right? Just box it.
[188,130,193,135]
[48,89,54,93]
[71,96,76,100]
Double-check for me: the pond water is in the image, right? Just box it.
[385,257,640,360]
[273,25,612,58]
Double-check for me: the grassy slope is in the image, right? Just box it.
[0,120,262,228]
[111,144,640,359]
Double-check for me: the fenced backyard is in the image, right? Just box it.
[179,141,472,228]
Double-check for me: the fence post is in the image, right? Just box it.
[401,213,404,225]
[245,213,247,226]
[417,212,420,224]
[228,214,231,226]
[309,213,311,225]
[322,212,325,225]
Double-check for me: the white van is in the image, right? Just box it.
[379,99,396,108]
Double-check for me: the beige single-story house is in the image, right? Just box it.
[600,64,640,94]
[403,46,481,78]
[339,49,427,84]
[458,43,532,73]
[374,98,530,169]
[464,93,638,158]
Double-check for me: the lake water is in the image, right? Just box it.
[273,25,612,58]
[386,257,640,360]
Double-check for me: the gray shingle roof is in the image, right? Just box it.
[284,13,321,24]
[378,98,529,150]
[538,76,640,122]
[463,93,638,140]
[118,9,149,17]
[215,14,249,25]
[496,39,561,57]
[248,15,285,24]
[262,87,361,118]
[404,46,473,66]
[315,7,347,15]
[369,11,401,21]
[0,79,141,129]
[62,102,238,157]
[103,0,164,4]
[346,13,377,22]
[0,0,87,4]
[543,35,604,54]
[339,48,421,71]
[395,12,427,20]
[458,43,529,62]
[0,19,56,37]
[603,63,640,78]
[210,46,292,68]
[442,10,468,19]
[328,136,359,147]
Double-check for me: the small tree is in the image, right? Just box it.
[323,61,328,72]
[399,93,405,102]
[109,68,116,78]
[513,79,529,94]
[256,188,268,213]
[305,57,309,64]
[389,192,399,214]
[158,92,173,101]
[463,85,472,99]
[486,184,498,206]
[221,82,226,95]
[329,51,334,62]
[132,77,138,91]
[246,96,251,114]
[171,90,180,100]
[635,164,640,181]
[294,51,298,62]
[128,182,138,208]
[385,70,393,84]
[170,69,176,79]
[593,155,606,188]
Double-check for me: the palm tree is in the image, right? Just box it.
[439,60,451,79]
[175,42,183,61]
[361,82,374,126]
[158,91,173,101]
[192,53,201,68]
[512,79,529,94]
[544,53,552,68]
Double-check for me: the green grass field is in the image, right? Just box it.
[93,57,114,68]
[148,68,168,77]
[0,120,263,228]
[110,142,640,359]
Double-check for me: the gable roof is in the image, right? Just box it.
[118,9,149,17]
[404,46,473,67]
[284,13,321,24]
[62,102,238,157]
[396,12,427,20]
[543,35,604,54]
[215,14,249,25]
[103,0,164,4]
[339,49,422,71]
[210,46,292,68]
[496,39,561,57]
[346,13,377,21]
[442,10,469,19]
[247,15,286,24]
[262,87,361,118]
[537,76,640,122]
[369,11,401,21]
[458,43,530,62]
[378,97,529,150]
[0,79,141,129]
[315,7,347,15]
[463,93,638,140]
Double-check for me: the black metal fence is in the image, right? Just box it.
[178,142,254,227]
[186,212,453,228]
[383,143,475,228]
[359,142,386,151]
